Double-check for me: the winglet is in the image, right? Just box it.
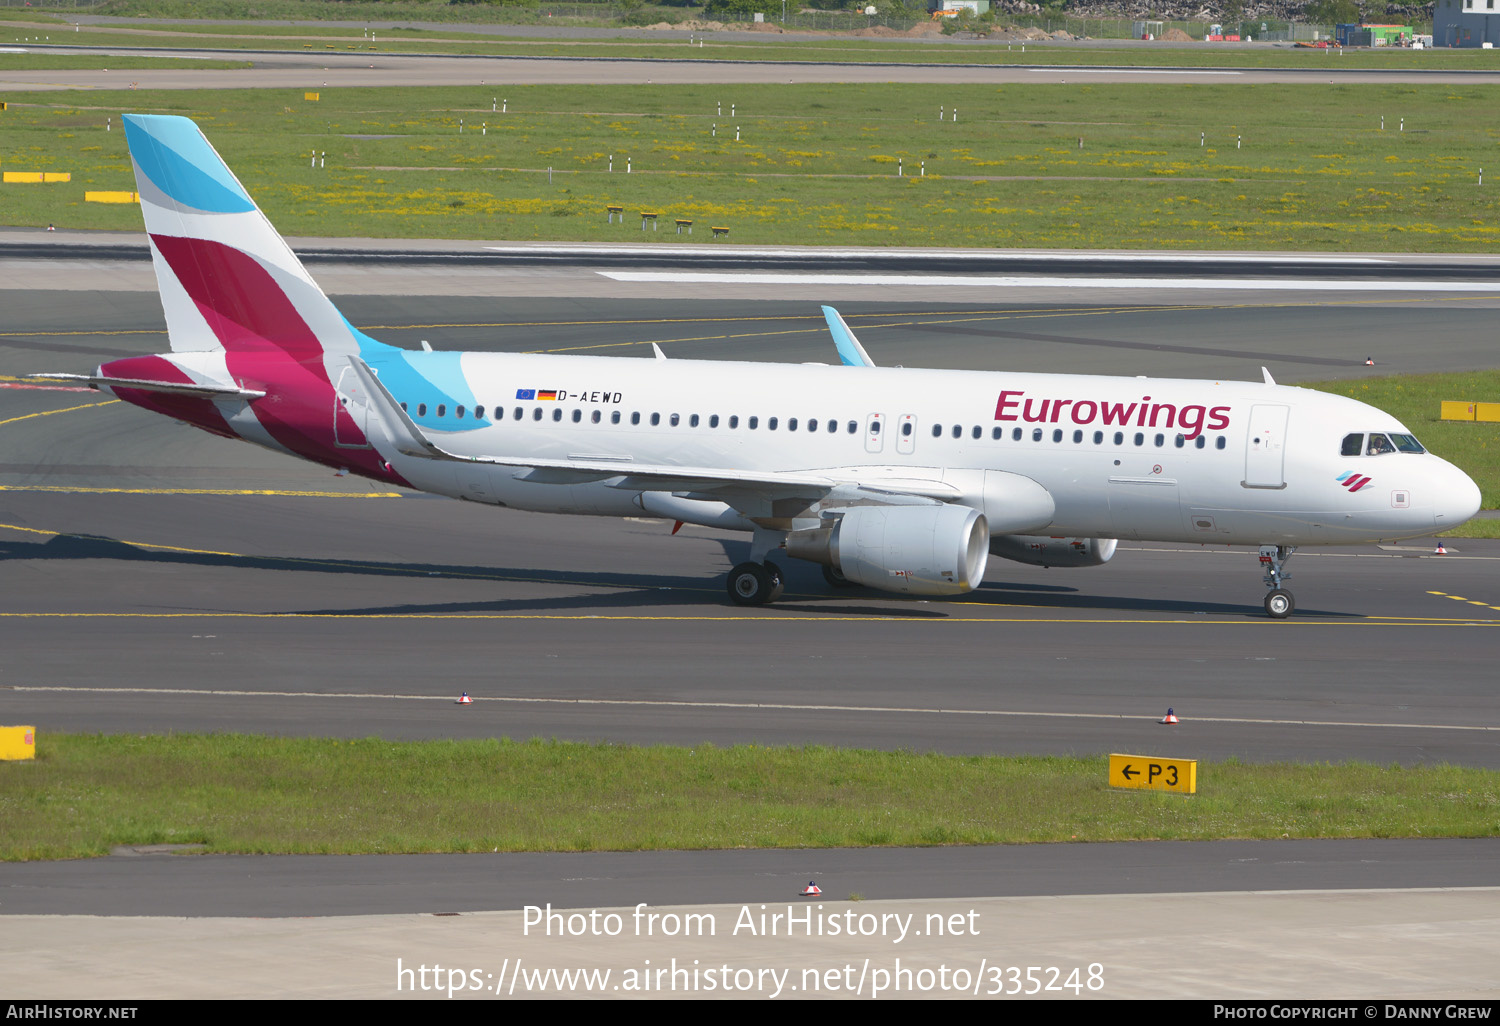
[1262,366,1276,386]
[822,306,876,367]
[652,343,667,361]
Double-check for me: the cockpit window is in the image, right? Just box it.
[1390,433,1425,454]
[1340,433,1363,457]
[1366,433,1397,456]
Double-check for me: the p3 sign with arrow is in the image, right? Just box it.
[1109,754,1197,794]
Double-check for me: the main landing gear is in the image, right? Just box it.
[1258,544,1297,619]
[726,561,784,606]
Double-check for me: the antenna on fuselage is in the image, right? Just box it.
[1262,366,1277,386]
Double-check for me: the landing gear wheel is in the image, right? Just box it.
[764,560,785,603]
[727,561,777,606]
[822,564,855,589]
[1264,588,1294,619]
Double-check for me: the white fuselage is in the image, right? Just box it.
[366,352,1479,546]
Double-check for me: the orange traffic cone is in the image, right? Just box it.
[1434,541,1447,555]
[1160,708,1179,725]
[800,881,821,896]
[458,692,473,705]
[1364,356,1375,366]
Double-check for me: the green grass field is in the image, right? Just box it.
[5,82,1500,250]
[3,733,1496,860]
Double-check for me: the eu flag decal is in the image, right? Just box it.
[515,388,536,400]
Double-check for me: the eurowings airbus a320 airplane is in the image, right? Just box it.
[35,115,1482,618]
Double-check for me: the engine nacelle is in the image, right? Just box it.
[989,534,1118,568]
[786,504,989,596]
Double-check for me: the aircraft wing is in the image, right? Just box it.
[346,357,959,503]
[26,373,265,400]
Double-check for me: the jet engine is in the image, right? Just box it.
[786,504,989,595]
[989,534,1117,568]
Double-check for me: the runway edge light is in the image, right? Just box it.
[0,726,36,761]
[1109,753,1196,794]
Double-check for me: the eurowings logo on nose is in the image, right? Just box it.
[1337,471,1372,492]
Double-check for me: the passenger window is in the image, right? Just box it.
[1032,428,1043,441]
[1052,429,1063,443]
[847,420,857,434]
[828,420,838,433]
[749,416,759,429]
[992,427,1003,440]
[768,417,778,430]
[611,411,621,425]
[1073,429,1083,443]
[1134,433,1144,446]
[972,426,982,440]
[869,420,878,434]
[690,414,699,427]
[552,408,562,422]
[513,407,522,421]
[669,413,679,427]
[730,415,740,429]
[651,413,661,426]
[1154,433,1164,446]
[710,414,719,428]
[400,402,408,412]
[418,403,427,417]
[904,422,915,437]
[808,419,818,433]
[456,406,465,419]
[1341,433,1364,457]
[572,409,582,423]
[631,412,641,425]
[1195,436,1206,449]
[1174,434,1184,448]
[591,410,601,424]
[1093,431,1103,444]
[1114,432,1124,445]
[788,418,798,431]
[474,405,484,419]
[533,408,543,421]
[1366,433,1396,455]
[1216,437,1226,450]
[931,424,942,438]
[952,425,962,439]
[437,405,446,417]
[1012,428,1022,441]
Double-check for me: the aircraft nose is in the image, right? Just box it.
[1433,461,1482,532]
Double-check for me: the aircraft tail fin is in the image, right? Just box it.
[123,114,388,361]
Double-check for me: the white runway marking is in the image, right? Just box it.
[601,271,1500,292]
[1028,68,1246,75]
[14,685,1499,733]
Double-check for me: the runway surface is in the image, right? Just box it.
[9,47,1500,92]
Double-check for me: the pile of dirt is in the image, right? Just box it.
[850,24,907,36]
[906,21,944,36]
[1162,27,1194,41]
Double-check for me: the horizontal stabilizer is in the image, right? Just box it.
[26,373,264,400]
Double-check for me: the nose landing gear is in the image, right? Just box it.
[1258,544,1297,619]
